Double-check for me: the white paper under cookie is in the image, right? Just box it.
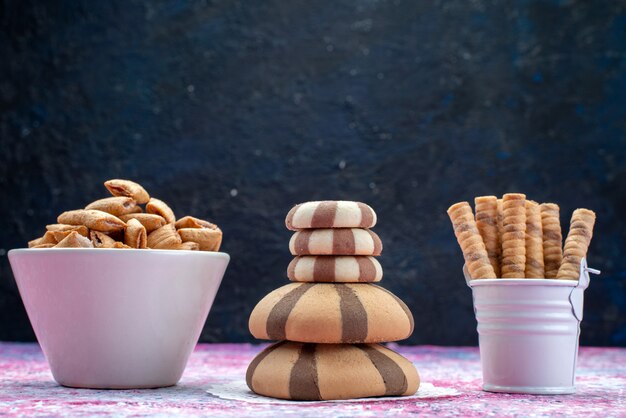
[206,380,459,404]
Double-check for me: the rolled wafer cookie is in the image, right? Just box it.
[289,228,382,256]
[124,218,147,249]
[496,198,504,268]
[474,196,500,277]
[501,193,526,278]
[85,197,140,216]
[447,202,496,279]
[287,256,383,283]
[249,283,413,343]
[57,209,126,232]
[556,209,596,280]
[147,224,182,249]
[146,198,176,224]
[104,179,150,204]
[118,213,166,233]
[540,203,563,278]
[497,198,504,234]
[246,341,419,400]
[525,200,545,278]
[54,231,94,248]
[285,201,377,231]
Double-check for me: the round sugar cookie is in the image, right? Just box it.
[287,256,383,283]
[289,228,382,256]
[246,341,420,401]
[285,201,377,231]
[249,283,413,343]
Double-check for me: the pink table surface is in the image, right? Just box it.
[0,343,624,417]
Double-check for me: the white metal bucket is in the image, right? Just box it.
[465,259,600,394]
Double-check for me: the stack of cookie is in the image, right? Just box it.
[247,201,420,401]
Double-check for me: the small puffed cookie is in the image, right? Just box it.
[57,209,126,233]
[54,231,94,248]
[146,198,176,224]
[178,227,222,251]
[124,218,147,249]
[90,231,117,248]
[246,341,420,401]
[45,224,89,237]
[249,283,413,343]
[85,197,140,217]
[28,231,59,248]
[287,256,383,283]
[289,228,382,256]
[118,214,166,233]
[147,224,182,249]
[285,201,377,231]
[104,179,150,204]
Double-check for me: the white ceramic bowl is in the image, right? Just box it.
[8,248,229,389]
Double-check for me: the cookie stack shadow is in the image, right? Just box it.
[247,201,420,401]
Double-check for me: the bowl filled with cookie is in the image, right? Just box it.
[8,179,229,389]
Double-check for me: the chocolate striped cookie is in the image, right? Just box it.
[287,256,383,283]
[247,341,419,401]
[249,283,413,343]
[285,201,377,231]
[289,228,382,256]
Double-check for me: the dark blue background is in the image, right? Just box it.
[1,0,625,345]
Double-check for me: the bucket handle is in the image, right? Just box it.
[570,258,600,321]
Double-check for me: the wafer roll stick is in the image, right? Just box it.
[496,199,504,268]
[104,179,150,204]
[540,203,563,278]
[474,196,500,277]
[501,193,526,278]
[556,209,596,280]
[524,200,545,278]
[447,202,496,279]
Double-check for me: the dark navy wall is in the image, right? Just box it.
[1,0,625,345]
